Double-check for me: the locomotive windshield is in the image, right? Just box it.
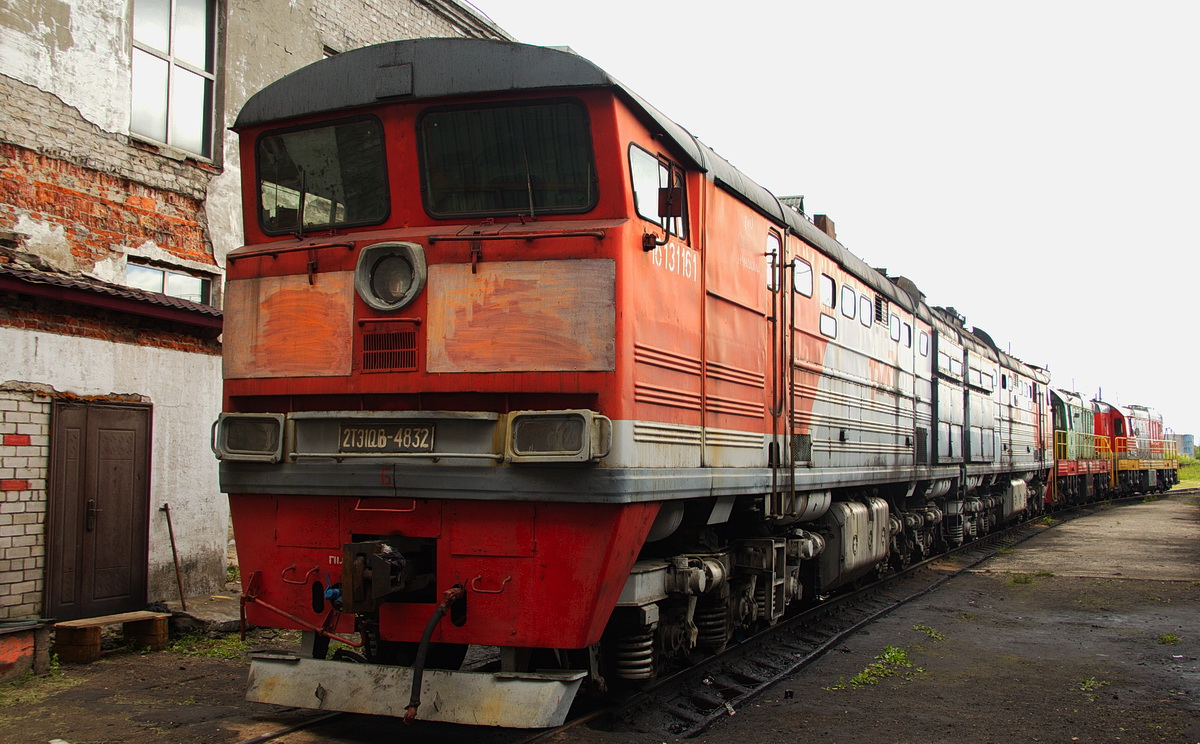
[257,116,389,234]
[419,101,596,217]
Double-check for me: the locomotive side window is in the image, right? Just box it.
[820,274,836,308]
[765,233,780,290]
[889,313,901,341]
[257,116,389,234]
[840,286,856,318]
[793,258,813,296]
[820,313,837,338]
[859,296,872,326]
[421,101,597,217]
[919,331,930,356]
[630,145,688,239]
[902,322,912,348]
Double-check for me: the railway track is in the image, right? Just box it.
[235,491,1193,743]
[537,491,1191,740]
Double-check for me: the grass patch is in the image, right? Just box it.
[1156,633,1182,645]
[997,546,1014,555]
[826,645,924,689]
[1176,455,1199,486]
[1079,676,1110,701]
[1009,572,1036,585]
[167,632,251,659]
[1039,516,1058,526]
[1033,570,1055,578]
[912,624,947,642]
[0,657,76,708]
[1079,677,1109,691]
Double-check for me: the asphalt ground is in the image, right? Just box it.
[2,493,1197,744]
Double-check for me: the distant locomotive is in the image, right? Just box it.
[211,39,1179,727]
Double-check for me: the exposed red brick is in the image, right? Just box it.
[0,143,215,271]
[3,434,32,446]
[0,294,221,355]
[1,480,31,491]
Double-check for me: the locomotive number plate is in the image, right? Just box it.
[338,423,434,453]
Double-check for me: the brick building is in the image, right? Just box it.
[0,0,509,646]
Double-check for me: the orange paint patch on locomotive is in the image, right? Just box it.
[223,272,354,379]
[426,260,615,373]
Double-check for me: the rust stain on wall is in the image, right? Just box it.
[427,260,615,373]
[223,272,353,379]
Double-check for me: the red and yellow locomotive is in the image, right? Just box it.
[212,39,1174,726]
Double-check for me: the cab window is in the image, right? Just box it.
[630,144,688,239]
[258,116,389,233]
[420,101,597,217]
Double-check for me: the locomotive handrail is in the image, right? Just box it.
[292,451,504,461]
[1055,429,1108,461]
[427,230,606,243]
[280,565,320,585]
[352,498,417,513]
[1113,436,1179,461]
[227,241,356,260]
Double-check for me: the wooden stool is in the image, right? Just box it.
[52,611,172,664]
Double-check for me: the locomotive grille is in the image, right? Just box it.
[915,427,929,464]
[361,325,418,372]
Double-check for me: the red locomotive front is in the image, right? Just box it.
[214,40,723,726]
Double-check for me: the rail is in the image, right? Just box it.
[1114,436,1179,461]
[1053,429,1109,461]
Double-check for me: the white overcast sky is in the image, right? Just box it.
[475,1,1200,438]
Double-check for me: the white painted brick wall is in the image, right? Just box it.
[0,389,49,620]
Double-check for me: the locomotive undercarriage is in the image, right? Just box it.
[318,476,1055,691]
[584,474,1045,687]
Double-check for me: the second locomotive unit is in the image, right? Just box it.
[212,39,1176,726]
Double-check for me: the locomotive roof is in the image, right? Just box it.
[236,38,913,312]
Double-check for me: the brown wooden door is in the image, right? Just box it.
[47,401,151,620]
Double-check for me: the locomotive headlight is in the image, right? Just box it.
[370,254,415,304]
[514,415,585,454]
[212,413,286,462]
[355,241,427,311]
[506,411,612,463]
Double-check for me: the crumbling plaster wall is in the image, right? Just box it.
[0,0,131,135]
[0,330,224,603]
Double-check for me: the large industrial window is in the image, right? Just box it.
[126,261,213,305]
[420,102,597,217]
[257,117,389,234]
[131,0,217,158]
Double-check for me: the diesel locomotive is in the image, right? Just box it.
[211,39,1179,727]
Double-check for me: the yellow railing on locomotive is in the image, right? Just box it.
[1114,436,1177,462]
[1054,430,1106,460]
